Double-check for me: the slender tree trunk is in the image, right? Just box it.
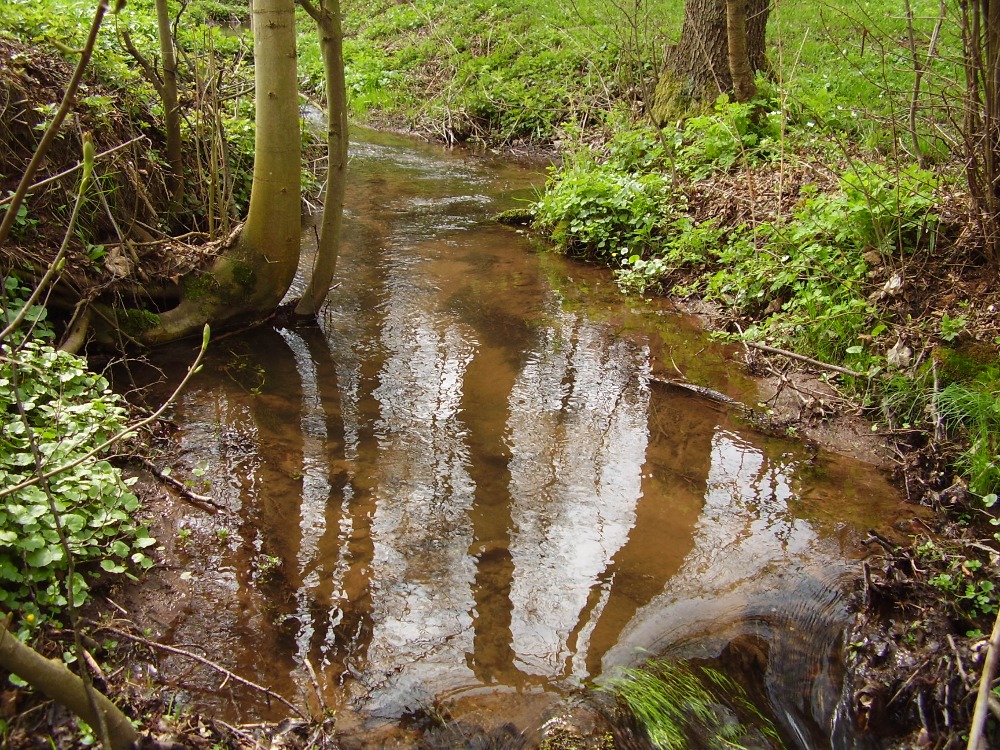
[156,0,183,205]
[235,0,302,304]
[726,0,757,102]
[295,0,348,317]
[135,0,302,344]
[0,625,139,750]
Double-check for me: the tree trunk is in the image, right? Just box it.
[653,0,769,120]
[155,0,183,206]
[135,0,302,344]
[961,0,1000,264]
[726,0,757,102]
[0,625,139,750]
[295,0,348,317]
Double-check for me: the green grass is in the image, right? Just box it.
[602,659,784,750]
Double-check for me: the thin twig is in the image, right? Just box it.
[303,656,327,718]
[214,719,269,750]
[0,136,147,209]
[748,342,865,378]
[98,625,309,721]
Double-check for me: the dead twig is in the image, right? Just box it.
[748,342,865,378]
[130,455,225,514]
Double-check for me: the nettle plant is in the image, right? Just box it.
[0,277,154,638]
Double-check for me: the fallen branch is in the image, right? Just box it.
[98,625,310,721]
[131,455,225,514]
[0,619,138,750]
[968,607,1000,750]
[748,342,865,379]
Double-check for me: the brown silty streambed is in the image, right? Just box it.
[123,130,910,749]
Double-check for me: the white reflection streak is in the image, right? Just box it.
[506,316,650,679]
[277,329,331,669]
[692,431,806,588]
[605,431,815,664]
[361,302,477,716]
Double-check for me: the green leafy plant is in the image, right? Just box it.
[533,158,674,265]
[675,92,780,180]
[0,278,155,637]
[917,538,999,620]
[939,313,968,343]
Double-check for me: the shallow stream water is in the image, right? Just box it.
[133,131,909,749]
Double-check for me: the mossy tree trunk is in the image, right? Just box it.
[652,0,768,122]
[135,0,301,344]
[295,0,348,317]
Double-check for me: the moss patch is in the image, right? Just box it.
[493,207,535,225]
[934,343,999,385]
[651,72,693,126]
[181,271,219,301]
[232,262,257,294]
[117,308,161,336]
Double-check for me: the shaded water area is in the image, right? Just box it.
[132,131,908,748]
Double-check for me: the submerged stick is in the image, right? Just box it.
[131,456,225,514]
[649,375,739,406]
[99,625,309,721]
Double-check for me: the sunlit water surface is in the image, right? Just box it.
[133,131,907,749]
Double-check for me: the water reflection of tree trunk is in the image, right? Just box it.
[577,392,715,677]
[275,326,357,695]
[462,343,521,687]
[160,328,307,712]
[235,328,316,698]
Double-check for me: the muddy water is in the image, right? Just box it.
[138,131,906,748]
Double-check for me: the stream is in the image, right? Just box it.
[129,130,910,749]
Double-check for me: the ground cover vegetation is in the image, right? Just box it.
[2,0,1000,746]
